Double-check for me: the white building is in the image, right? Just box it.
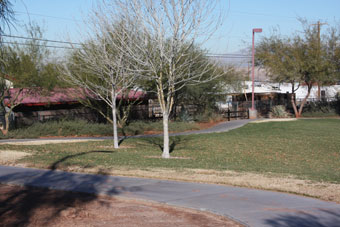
[218,81,340,110]
[2,79,13,89]
[240,81,340,101]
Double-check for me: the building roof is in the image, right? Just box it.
[4,88,147,107]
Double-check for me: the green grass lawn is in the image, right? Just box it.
[3,119,340,183]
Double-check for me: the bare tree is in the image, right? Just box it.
[60,21,140,148]
[0,0,14,36]
[102,0,228,158]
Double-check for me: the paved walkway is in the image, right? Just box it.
[0,119,254,144]
[1,119,340,226]
[0,165,339,227]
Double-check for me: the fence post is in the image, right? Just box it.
[227,109,230,121]
[236,102,239,120]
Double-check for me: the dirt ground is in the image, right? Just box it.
[0,184,241,227]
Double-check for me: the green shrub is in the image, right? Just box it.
[1,119,112,139]
[178,106,193,122]
[193,109,224,123]
[302,101,339,117]
[0,118,204,139]
[301,111,337,117]
[270,105,290,118]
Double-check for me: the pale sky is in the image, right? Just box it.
[5,0,340,57]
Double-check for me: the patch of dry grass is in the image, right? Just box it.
[0,150,31,164]
[1,139,105,146]
[251,118,297,123]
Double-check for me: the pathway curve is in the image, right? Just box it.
[0,165,339,227]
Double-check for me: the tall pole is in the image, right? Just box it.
[251,28,262,111]
[251,30,255,110]
[311,21,327,100]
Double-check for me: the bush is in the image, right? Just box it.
[270,105,290,118]
[1,119,112,139]
[0,118,204,139]
[194,110,224,123]
[301,111,337,117]
[178,107,193,122]
[302,101,339,117]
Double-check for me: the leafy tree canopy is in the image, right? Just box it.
[255,19,340,117]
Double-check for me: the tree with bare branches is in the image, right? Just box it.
[0,0,14,35]
[94,0,228,158]
[60,20,141,148]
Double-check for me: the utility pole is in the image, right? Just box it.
[311,21,327,100]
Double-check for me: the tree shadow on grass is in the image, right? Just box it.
[119,137,127,146]
[140,136,190,154]
[49,150,116,170]
[0,149,143,226]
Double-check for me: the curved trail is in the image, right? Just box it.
[0,165,339,227]
[1,119,339,226]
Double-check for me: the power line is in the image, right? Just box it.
[207,53,251,59]
[230,10,296,19]
[2,34,81,45]
[207,54,251,58]
[14,10,81,22]
[208,55,251,59]
[15,9,296,23]
[1,41,74,49]
[1,36,252,56]
[1,35,252,56]
[208,53,250,56]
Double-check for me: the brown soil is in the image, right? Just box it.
[0,184,241,227]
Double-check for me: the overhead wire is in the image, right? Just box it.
[9,8,298,54]
[1,41,75,49]
[1,34,252,56]
[14,10,81,22]
[2,34,81,45]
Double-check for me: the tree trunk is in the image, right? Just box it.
[0,112,10,136]
[298,85,312,117]
[111,95,119,149]
[290,93,300,118]
[162,111,170,159]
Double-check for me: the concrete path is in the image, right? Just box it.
[0,119,254,144]
[0,165,339,227]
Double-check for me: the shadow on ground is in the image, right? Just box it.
[49,150,116,170]
[140,136,190,154]
[0,184,99,226]
[0,158,143,226]
[265,209,340,227]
